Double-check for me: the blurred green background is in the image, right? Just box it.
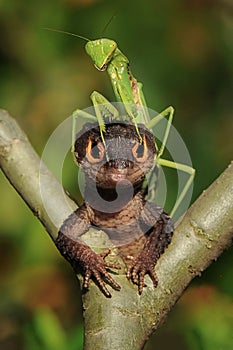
[0,0,232,349]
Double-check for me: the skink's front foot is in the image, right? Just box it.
[81,249,121,298]
[127,251,158,295]
[56,233,121,298]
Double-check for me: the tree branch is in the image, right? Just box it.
[0,109,232,350]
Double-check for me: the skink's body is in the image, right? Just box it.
[56,122,173,297]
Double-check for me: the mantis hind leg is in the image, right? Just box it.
[146,106,195,218]
[145,107,174,202]
[146,106,174,155]
[157,158,195,217]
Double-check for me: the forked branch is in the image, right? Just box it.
[0,109,232,350]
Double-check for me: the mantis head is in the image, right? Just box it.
[85,39,117,71]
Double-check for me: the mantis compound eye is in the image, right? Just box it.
[86,138,105,163]
[132,135,148,163]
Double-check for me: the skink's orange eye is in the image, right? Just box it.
[86,138,105,163]
[132,135,148,163]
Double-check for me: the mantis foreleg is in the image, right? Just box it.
[71,91,119,152]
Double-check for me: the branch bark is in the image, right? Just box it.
[0,109,232,350]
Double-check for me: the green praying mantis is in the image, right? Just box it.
[46,29,195,218]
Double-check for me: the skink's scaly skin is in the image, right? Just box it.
[56,122,173,297]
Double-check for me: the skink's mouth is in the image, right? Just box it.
[109,171,128,182]
[109,174,127,182]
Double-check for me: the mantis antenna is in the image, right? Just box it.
[99,10,118,37]
[43,28,90,42]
